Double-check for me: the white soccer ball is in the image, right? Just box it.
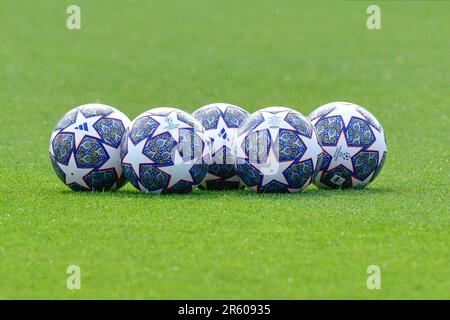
[235,106,322,193]
[192,103,249,190]
[120,107,210,194]
[49,103,130,191]
[308,101,387,188]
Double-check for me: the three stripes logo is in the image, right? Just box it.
[75,123,89,131]
[218,128,227,139]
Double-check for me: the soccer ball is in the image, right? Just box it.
[235,106,322,193]
[192,103,249,190]
[49,103,130,191]
[120,107,210,194]
[308,102,387,189]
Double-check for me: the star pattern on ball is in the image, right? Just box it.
[157,148,195,189]
[57,152,93,189]
[98,144,122,178]
[60,110,102,147]
[234,135,249,160]
[325,103,364,128]
[101,110,129,136]
[251,146,294,187]
[298,129,321,170]
[206,114,239,155]
[104,110,124,122]
[322,131,363,172]
[138,181,162,194]
[351,172,374,188]
[49,129,60,156]
[252,111,297,142]
[121,137,153,178]
[150,111,192,143]
[366,126,387,166]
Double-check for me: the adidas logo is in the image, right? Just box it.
[75,123,89,131]
[218,128,227,139]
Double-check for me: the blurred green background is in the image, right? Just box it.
[0,0,448,299]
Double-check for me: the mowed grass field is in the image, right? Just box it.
[0,0,449,299]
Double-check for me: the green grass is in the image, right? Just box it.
[0,0,449,299]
